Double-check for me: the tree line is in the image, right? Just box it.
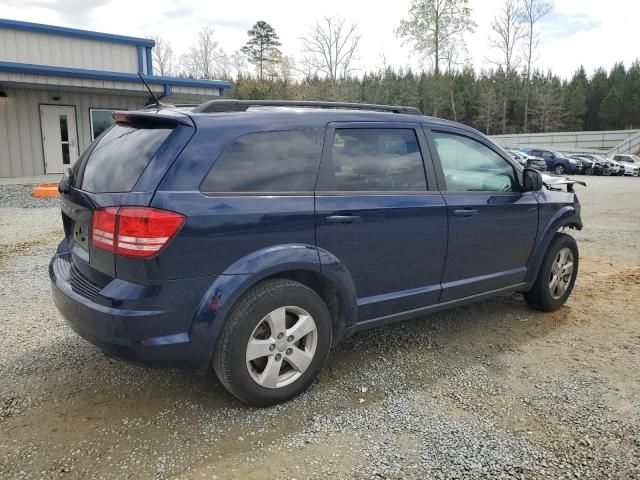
[151,0,640,135]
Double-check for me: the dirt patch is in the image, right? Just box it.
[0,230,60,268]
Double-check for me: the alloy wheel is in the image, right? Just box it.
[549,247,574,299]
[245,306,318,389]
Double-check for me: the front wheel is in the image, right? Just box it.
[554,165,565,175]
[585,167,594,175]
[524,233,579,312]
[213,279,332,406]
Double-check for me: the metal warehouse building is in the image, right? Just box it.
[0,19,230,178]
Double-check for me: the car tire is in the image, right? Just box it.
[213,278,332,407]
[524,233,579,312]
[585,167,594,175]
[554,165,565,175]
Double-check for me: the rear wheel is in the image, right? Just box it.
[213,279,332,406]
[585,167,594,175]
[554,165,565,175]
[524,233,578,312]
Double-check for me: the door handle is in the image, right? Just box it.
[326,215,361,224]
[452,208,478,217]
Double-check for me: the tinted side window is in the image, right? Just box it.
[432,132,517,192]
[79,125,172,193]
[322,128,426,191]
[200,130,323,193]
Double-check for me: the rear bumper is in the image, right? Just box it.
[50,249,216,372]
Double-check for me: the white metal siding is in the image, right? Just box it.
[0,28,139,73]
[491,130,640,152]
[0,71,149,93]
[0,87,146,177]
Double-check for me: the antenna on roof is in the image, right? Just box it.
[137,72,169,109]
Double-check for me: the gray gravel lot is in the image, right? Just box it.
[0,176,639,479]
[0,184,60,209]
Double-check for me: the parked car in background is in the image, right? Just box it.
[612,154,640,176]
[568,154,612,176]
[520,148,582,175]
[607,158,626,176]
[507,149,547,171]
[49,100,583,406]
[572,154,617,176]
[568,155,596,175]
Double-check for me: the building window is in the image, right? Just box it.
[90,109,117,140]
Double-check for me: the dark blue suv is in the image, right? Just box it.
[50,101,583,406]
[520,148,583,175]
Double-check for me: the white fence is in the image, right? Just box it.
[491,130,640,156]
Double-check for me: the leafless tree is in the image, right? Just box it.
[151,36,175,76]
[475,81,502,135]
[531,78,564,132]
[396,0,476,76]
[488,0,526,132]
[520,0,552,132]
[301,16,361,84]
[181,27,226,79]
[230,49,249,79]
[489,0,525,75]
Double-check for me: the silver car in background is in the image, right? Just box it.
[612,154,640,176]
[507,149,547,171]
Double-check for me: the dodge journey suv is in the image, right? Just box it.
[50,100,583,406]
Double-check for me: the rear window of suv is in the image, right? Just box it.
[75,125,173,193]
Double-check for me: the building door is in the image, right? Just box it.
[40,105,79,174]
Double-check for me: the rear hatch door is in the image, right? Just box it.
[60,110,195,282]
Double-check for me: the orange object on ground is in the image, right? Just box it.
[31,183,60,198]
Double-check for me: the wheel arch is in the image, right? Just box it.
[190,244,358,370]
[524,206,582,288]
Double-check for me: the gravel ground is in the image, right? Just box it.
[0,177,639,479]
[0,184,60,209]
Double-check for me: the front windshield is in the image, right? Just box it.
[552,151,569,159]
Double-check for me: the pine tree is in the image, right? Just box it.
[241,21,282,81]
[562,67,587,131]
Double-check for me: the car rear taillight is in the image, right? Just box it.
[92,207,118,251]
[91,207,185,258]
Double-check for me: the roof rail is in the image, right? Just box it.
[189,99,422,115]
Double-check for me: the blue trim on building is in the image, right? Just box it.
[159,84,173,100]
[145,47,153,75]
[0,18,155,47]
[0,61,232,90]
[136,46,144,73]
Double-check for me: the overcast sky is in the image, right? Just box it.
[1,0,638,79]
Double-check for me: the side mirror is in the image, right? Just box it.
[522,168,543,192]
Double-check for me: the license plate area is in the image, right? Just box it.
[60,197,92,253]
[72,219,90,252]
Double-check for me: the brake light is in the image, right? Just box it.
[91,207,185,258]
[92,207,118,251]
